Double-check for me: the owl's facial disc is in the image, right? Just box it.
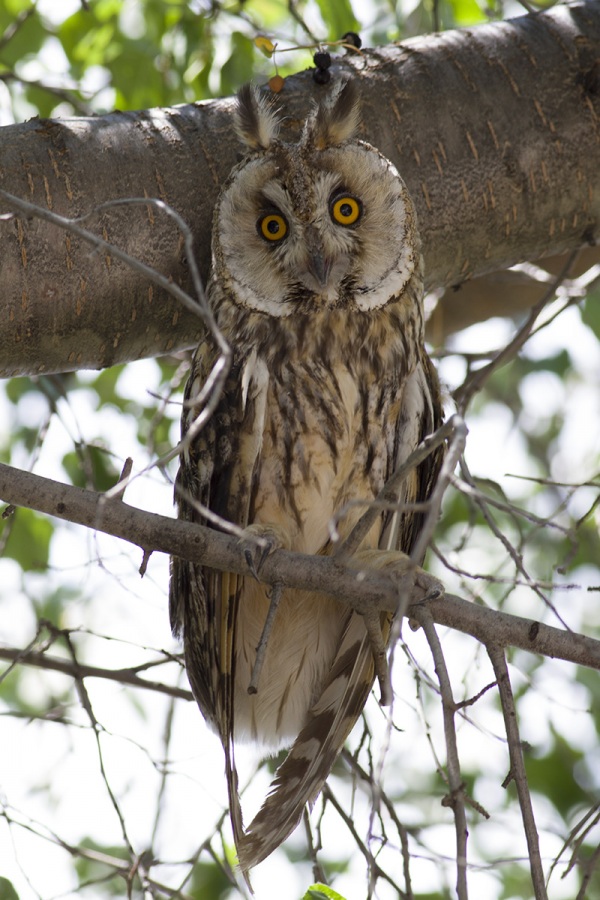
[214,142,419,318]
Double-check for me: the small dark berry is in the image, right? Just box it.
[312,67,331,85]
[341,31,362,49]
[313,50,331,70]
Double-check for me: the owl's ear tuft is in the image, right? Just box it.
[308,79,361,150]
[235,84,281,151]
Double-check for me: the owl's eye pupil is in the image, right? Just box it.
[258,212,288,242]
[330,194,362,226]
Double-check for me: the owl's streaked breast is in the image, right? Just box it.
[232,348,409,745]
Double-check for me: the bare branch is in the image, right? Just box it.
[322,783,404,896]
[247,582,284,695]
[336,417,458,560]
[0,462,599,671]
[0,646,192,702]
[409,416,467,566]
[487,643,547,900]
[413,607,469,900]
[454,250,581,414]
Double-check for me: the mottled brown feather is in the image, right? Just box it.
[169,82,444,879]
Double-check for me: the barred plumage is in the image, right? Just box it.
[169,80,443,877]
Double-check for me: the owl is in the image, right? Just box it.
[169,80,443,877]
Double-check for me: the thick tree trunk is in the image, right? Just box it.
[0,1,598,376]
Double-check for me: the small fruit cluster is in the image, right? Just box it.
[312,50,332,85]
[312,32,362,85]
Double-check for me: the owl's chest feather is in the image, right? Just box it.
[246,357,395,555]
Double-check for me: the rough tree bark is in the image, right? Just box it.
[0,1,598,376]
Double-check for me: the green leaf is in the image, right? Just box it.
[0,8,46,68]
[581,287,600,340]
[90,365,127,410]
[448,0,487,26]
[188,858,234,898]
[219,32,256,97]
[303,885,347,900]
[0,876,19,900]
[62,443,120,492]
[5,376,39,404]
[314,0,359,41]
[525,729,587,817]
[74,838,130,895]
[1,507,53,571]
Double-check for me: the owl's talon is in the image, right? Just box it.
[408,579,445,630]
[362,610,393,706]
[244,547,261,581]
[239,524,287,580]
[242,538,276,579]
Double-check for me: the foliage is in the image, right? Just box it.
[0,2,599,900]
[303,885,348,900]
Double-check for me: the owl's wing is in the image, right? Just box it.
[169,340,269,859]
[237,356,444,872]
[382,350,444,560]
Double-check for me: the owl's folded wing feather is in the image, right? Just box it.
[169,339,270,858]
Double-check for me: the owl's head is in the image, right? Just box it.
[212,80,421,317]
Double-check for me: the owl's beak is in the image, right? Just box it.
[301,227,335,290]
[298,227,349,298]
[305,251,332,288]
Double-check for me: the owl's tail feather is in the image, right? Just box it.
[225,742,255,891]
[235,610,382,873]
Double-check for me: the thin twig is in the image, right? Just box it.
[303,809,327,885]
[342,750,415,900]
[113,457,134,500]
[62,630,134,854]
[0,646,193,701]
[459,456,571,631]
[414,606,469,900]
[548,802,600,888]
[247,582,284,695]
[322,784,405,896]
[151,693,177,849]
[0,191,233,477]
[487,643,548,900]
[409,415,467,566]
[335,418,456,560]
[454,250,580,413]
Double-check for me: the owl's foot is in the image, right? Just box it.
[239,523,288,580]
[352,549,444,705]
[354,548,443,603]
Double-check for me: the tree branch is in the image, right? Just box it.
[0,645,192,701]
[0,462,599,672]
[413,607,469,900]
[487,643,547,900]
[0,2,598,375]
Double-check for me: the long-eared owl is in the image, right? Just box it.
[169,80,443,876]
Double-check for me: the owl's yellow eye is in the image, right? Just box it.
[258,213,288,242]
[330,194,362,226]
